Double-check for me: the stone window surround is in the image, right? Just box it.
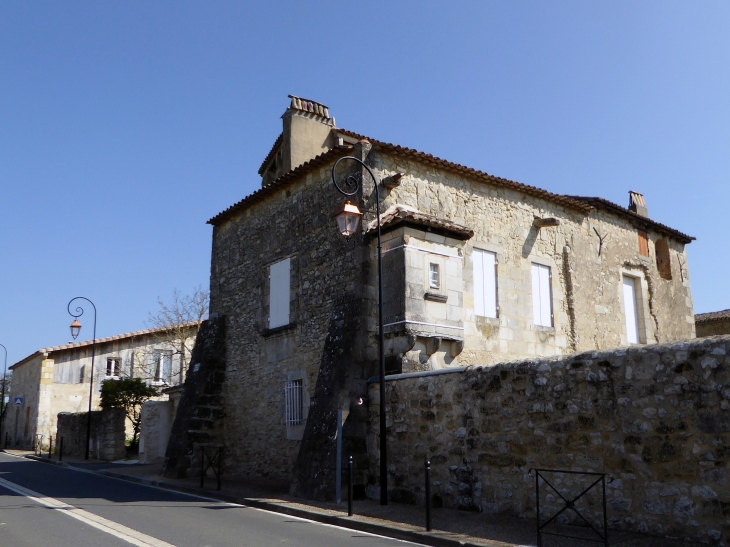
[260,253,298,336]
[526,255,560,334]
[466,241,504,325]
[619,267,653,346]
[284,368,309,441]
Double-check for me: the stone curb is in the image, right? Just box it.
[22,454,503,547]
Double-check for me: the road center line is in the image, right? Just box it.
[0,476,177,547]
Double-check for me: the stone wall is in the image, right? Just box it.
[138,399,174,464]
[368,335,730,544]
[698,320,730,338]
[56,408,126,461]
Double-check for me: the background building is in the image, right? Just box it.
[2,323,197,449]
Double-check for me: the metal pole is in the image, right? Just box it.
[200,447,205,488]
[331,154,387,505]
[0,344,7,447]
[216,449,221,491]
[535,471,542,547]
[602,475,608,547]
[348,455,353,517]
[336,409,342,504]
[67,298,97,460]
[59,437,63,461]
[425,460,432,531]
[49,435,52,459]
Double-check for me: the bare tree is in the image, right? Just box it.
[128,287,209,386]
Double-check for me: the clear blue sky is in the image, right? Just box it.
[1,2,728,366]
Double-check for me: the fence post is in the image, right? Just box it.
[59,437,64,461]
[348,455,353,517]
[216,449,221,491]
[49,436,52,459]
[200,447,205,488]
[602,475,608,547]
[535,470,541,547]
[425,459,432,531]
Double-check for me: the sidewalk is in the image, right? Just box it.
[7,450,697,547]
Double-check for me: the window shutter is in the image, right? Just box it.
[474,250,498,319]
[532,263,553,327]
[540,265,552,327]
[531,264,542,325]
[474,251,485,317]
[638,230,649,257]
[623,276,640,344]
[269,258,291,329]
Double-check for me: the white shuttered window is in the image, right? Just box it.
[531,263,553,327]
[622,276,641,344]
[473,249,498,318]
[269,258,291,329]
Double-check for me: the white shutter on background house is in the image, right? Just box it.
[473,249,497,318]
[623,276,641,344]
[269,258,291,329]
[531,263,553,327]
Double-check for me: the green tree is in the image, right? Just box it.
[100,378,158,444]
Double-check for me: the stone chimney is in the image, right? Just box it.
[281,95,336,174]
[628,191,648,217]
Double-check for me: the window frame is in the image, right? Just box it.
[284,379,304,426]
[473,248,499,319]
[531,262,553,328]
[105,358,121,379]
[269,258,292,329]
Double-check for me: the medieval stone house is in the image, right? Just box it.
[193,95,695,497]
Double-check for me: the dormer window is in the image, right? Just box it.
[429,263,440,289]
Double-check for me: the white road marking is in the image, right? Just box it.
[0,476,177,547]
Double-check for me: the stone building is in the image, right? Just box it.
[696,309,730,337]
[2,323,197,449]
[191,95,695,498]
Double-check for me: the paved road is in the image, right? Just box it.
[0,453,424,547]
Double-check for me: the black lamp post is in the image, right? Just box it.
[67,297,97,460]
[331,154,388,505]
[0,343,7,446]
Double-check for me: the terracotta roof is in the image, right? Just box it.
[208,146,352,226]
[564,196,694,244]
[10,321,201,370]
[335,129,594,214]
[695,309,730,324]
[367,205,474,240]
[257,133,283,176]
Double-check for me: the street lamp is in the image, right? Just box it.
[67,297,97,460]
[0,343,7,448]
[331,153,388,505]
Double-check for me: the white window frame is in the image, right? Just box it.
[429,263,440,290]
[531,263,553,327]
[269,258,291,329]
[105,358,121,379]
[622,275,643,345]
[152,350,173,385]
[473,249,498,319]
[284,379,304,425]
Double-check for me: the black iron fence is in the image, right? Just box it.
[200,446,223,490]
[531,468,610,547]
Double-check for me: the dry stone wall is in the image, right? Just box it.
[56,408,126,461]
[368,335,730,544]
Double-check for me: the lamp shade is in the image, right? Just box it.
[334,201,363,238]
[70,319,82,340]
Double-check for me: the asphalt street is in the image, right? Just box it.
[0,453,425,547]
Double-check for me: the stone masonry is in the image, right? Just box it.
[56,408,126,461]
[201,96,697,501]
[368,335,730,544]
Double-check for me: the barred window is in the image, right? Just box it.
[284,379,304,425]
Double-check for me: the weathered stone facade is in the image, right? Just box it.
[56,408,126,461]
[368,335,730,544]
[203,96,696,501]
